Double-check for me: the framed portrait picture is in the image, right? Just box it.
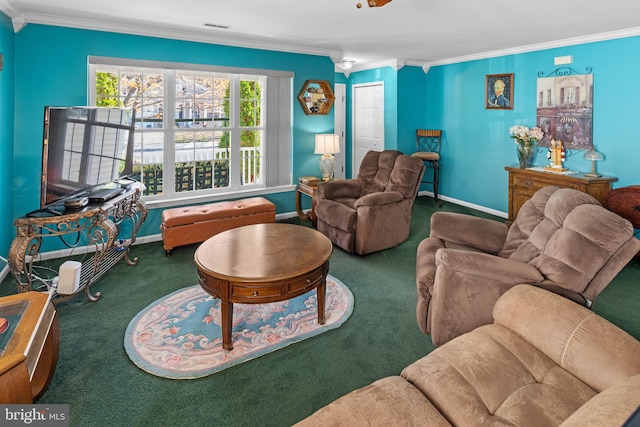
[486,73,513,110]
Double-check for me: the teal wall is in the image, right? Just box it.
[398,66,427,155]
[423,37,640,211]
[0,13,14,263]
[340,36,640,212]
[8,24,335,250]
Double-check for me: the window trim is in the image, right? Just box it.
[88,56,294,78]
[88,56,293,207]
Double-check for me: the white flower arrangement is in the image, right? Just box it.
[509,125,544,147]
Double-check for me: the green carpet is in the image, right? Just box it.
[1,195,639,426]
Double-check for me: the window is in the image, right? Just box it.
[89,57,292,202]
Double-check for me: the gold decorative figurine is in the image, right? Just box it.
[545,139,567,171]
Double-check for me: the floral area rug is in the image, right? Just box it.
[124,275,353,379]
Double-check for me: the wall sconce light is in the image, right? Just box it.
[314,134,340,181]
[583,148,604,177]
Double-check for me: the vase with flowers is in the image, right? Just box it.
[509,125,544,168]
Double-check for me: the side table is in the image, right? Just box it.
[0,292,59,403]
[296,182,318,226]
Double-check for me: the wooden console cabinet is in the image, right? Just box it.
[505,166,617,224]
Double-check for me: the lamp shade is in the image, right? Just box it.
[314,134,340,154]
[583,149,604,161]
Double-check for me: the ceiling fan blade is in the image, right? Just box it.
[367,0,392,7]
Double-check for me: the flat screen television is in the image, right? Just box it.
[40,106,135,209]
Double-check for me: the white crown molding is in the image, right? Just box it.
[427,27,640,67]
[345,58,407,74]
[0,0,19,19]
[358,27,640,73]
[12,11,342,59]
[12,13,25,31]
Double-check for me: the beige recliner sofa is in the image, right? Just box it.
[416,186,640,346]
[295,285,640,426]
[315,150,425,255]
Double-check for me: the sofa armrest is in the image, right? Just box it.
[429,249,544,345]
[560,374,640,427]
[293,376,452,427]
[354,191,404,208]
[494,285,640,392]
[436,248,543,283]
[317,179,361,201]
[430,212,508,254]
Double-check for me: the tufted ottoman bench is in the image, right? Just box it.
[160,197,275,256]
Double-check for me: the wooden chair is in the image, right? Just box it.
[412,129,442,206]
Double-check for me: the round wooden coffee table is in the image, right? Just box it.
[194,223,333,350]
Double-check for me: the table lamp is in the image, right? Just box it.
[583,148,604,178]
[314,134,340,181]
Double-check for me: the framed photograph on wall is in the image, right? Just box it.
[486,73,513,110]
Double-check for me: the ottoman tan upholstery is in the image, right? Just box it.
[160,197,275,256]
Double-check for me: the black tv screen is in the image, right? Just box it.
[41,106,135,209]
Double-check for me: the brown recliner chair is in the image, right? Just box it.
[416,185,640,346]
[315,150,425,255]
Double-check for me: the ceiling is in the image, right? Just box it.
[2,0,640,71]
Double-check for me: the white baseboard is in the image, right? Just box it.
[417,190,507,219]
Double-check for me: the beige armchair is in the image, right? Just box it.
[315,150,425,255]
[416,186,640,346]
[295,285,640,427]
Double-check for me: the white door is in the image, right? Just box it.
[334,83,346,179]
[352,82,384,176]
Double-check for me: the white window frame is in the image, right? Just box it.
[88,56,293,208]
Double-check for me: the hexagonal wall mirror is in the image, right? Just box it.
[297,80,335,115]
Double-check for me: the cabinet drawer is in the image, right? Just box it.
[286,267,323,295]
[230,283,282,300]
[512,174,582,192]
[198,273,222,297]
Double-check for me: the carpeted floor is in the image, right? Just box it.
[1,195,639,426]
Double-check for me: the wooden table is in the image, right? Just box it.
[194,223,333,350]
[0,292,59,403]
[505,166,617,225]
[296,182,318,226]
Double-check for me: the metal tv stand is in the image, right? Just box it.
[9,184,148,302]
